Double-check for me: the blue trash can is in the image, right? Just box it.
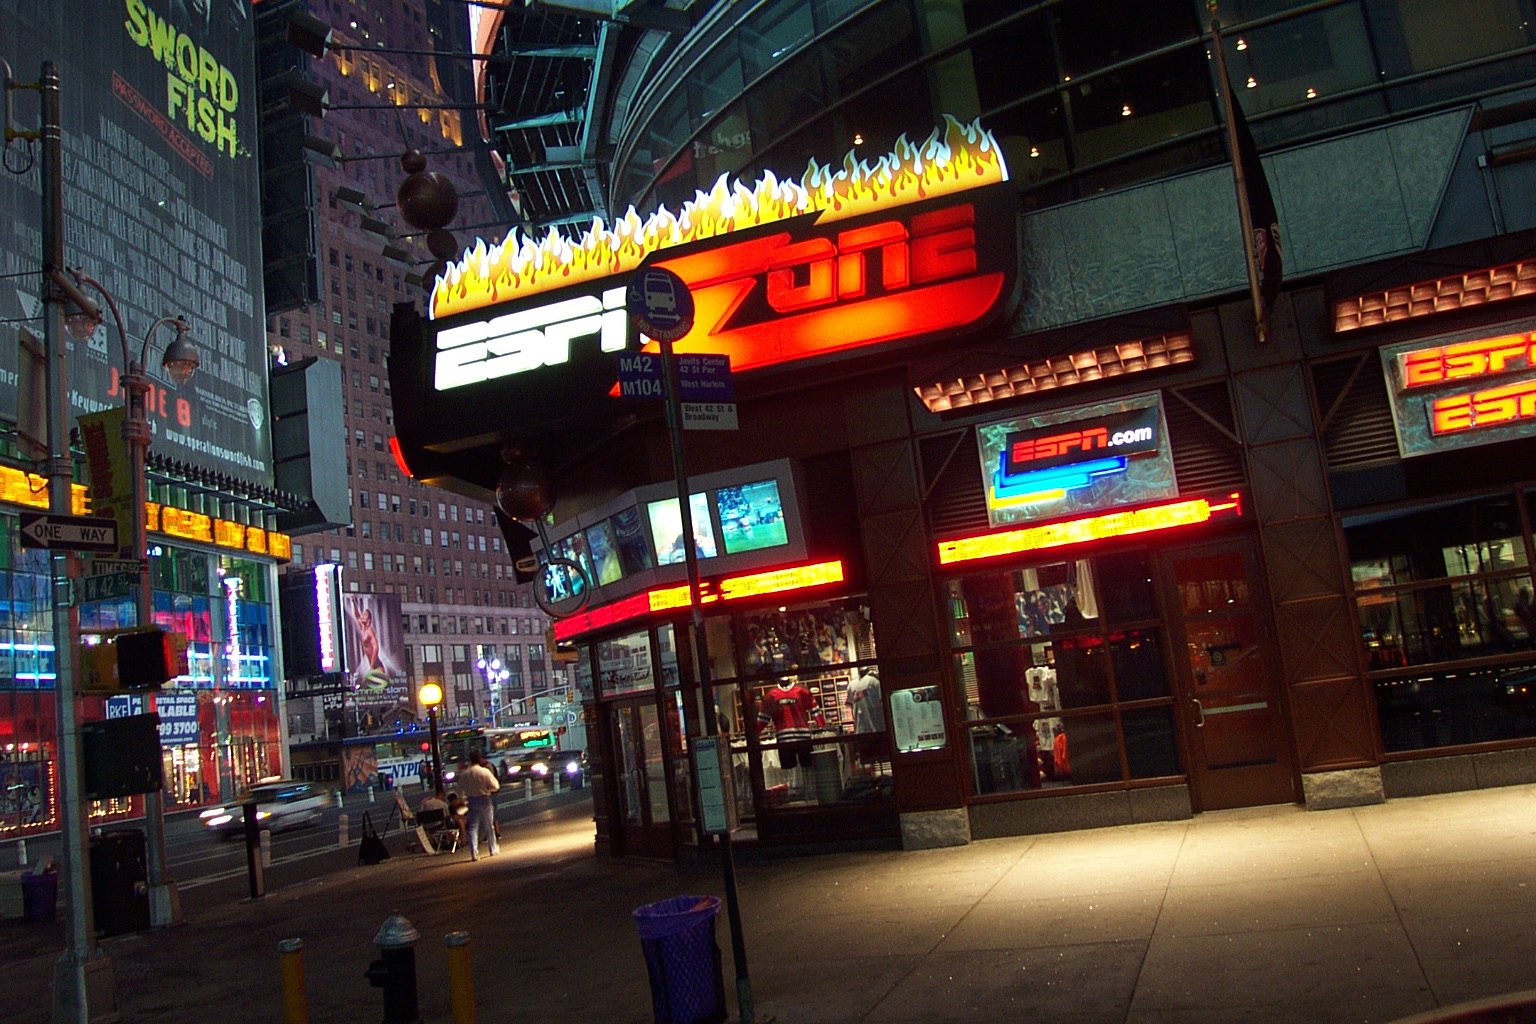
[632,895,726,1024]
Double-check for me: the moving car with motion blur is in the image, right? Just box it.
[200,779,334,838]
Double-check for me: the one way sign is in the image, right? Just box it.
[19,512,119,552]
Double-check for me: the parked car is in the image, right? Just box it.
[200,779,333,838]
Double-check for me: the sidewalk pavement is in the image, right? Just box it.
[5,783,1536,1023]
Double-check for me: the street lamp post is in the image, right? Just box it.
[419,681,444,796]
[475,650,509,725]
[66,269,199,930]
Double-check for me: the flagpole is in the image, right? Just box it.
[1209,8,1269,343]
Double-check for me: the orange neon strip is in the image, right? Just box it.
[552,559,847,642]
[937,494,1242,565]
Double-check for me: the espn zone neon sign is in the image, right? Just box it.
[429,186,1017,391]
[1396,330,1536,436]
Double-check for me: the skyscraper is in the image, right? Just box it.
[269,0,566,749]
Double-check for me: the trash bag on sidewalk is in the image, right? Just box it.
[359,812,390,865]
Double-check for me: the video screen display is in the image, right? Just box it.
[610,506,654,576]
[647,493,718,565]
[552,532,594,587]
[717,479,788,554]
[584,520,624,586]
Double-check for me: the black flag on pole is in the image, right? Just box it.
[1226,78,1283,321]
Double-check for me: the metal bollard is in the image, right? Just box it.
[523,779,532,802]
[15,838,26,867]
[278,937,310,1024]
[365,913,421,1024]
[338,812,350,848]
[260,828,273,868]
[445,931,476,1024]
[368,785,375,803]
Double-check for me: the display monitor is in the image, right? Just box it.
[609,506,655,576]
[584,520,624,586]
[717,479,788,554]
[647,493,718,565]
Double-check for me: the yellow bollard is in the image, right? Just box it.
[445,930,476,1024]
[278,937,310,1024]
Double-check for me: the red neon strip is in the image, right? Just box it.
[388,436,414,479]
[937,494,1242,565]
[552,559,846,643]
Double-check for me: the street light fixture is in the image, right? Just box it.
[475,652,510,724]
[419,680,444,796]
[65,267,198,929]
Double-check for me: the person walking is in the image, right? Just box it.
[458,751,502,860]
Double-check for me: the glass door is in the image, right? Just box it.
[609,698,676,858]
[1161,538,1298,810]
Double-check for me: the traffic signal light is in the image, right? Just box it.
[115,628,176,690]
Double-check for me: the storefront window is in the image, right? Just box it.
[1346,492,1536,752]
[1346,495,1533,669]
[946,551,1179,795]
[740,598,889,812]
[598,630,657,697]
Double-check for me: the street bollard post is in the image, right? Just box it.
[524,779,532,802]
[278,937,309,1024]
[15,838,25,867]
[338,812,349,849]
[365,913,421,1024]
[242,801,265,899]
[260,828,272,868]
[445,930,475,1024]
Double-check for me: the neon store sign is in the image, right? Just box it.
[427,116,1016,387]
[938,494,1244,566]
[994,406,1162,509]
[976,395,1176,528]
[1383,328,1536,457]
[552,559,845,642]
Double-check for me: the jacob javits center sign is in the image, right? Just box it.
[390,117,1022,495]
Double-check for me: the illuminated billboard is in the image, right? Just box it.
[975,393,1177,528]
[390,118,1021,496]
[1381,325,1536,457]
[0,1,272,488]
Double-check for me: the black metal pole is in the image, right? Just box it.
[427,708,443,796]
[659,334,754,1023]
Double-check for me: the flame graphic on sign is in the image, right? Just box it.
[430,115,1008,320]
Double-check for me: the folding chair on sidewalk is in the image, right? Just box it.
[414,808,460,855]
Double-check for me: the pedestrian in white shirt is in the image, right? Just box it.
[457,751,502,860]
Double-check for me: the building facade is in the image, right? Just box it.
[392,0,1536,857]
[271,0,571,788]
[0,1,292,835]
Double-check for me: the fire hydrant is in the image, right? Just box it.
[365,912,421,1024]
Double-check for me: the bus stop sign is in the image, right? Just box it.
[626,266,694,342]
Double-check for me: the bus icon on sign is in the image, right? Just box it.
[627,266,695,342]
[645,275,678,315]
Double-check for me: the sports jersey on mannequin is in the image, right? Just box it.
[758,681,818,771]
[846,667,885,733]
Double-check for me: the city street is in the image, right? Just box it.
[9,785,1536,1023]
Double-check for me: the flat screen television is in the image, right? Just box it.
[716,479,788,554]
[647,492,718,565]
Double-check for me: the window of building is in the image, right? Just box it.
[1346,492,1536,753]
[945,551,1177,792]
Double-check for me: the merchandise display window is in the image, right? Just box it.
[946,550,1180,796]
[1345,490,1536,752]
[693,598,892,824]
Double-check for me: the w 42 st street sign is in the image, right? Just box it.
[19,513,119,553]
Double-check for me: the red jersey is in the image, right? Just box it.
[757,684,817,743]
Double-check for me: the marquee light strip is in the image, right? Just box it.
[553,559,846,642]
[937,494,1242,565]
[0,465,290,560]
[914,333,1195,412]
[1334,259,1536,333]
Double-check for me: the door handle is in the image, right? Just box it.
[1192,698,1205,727]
